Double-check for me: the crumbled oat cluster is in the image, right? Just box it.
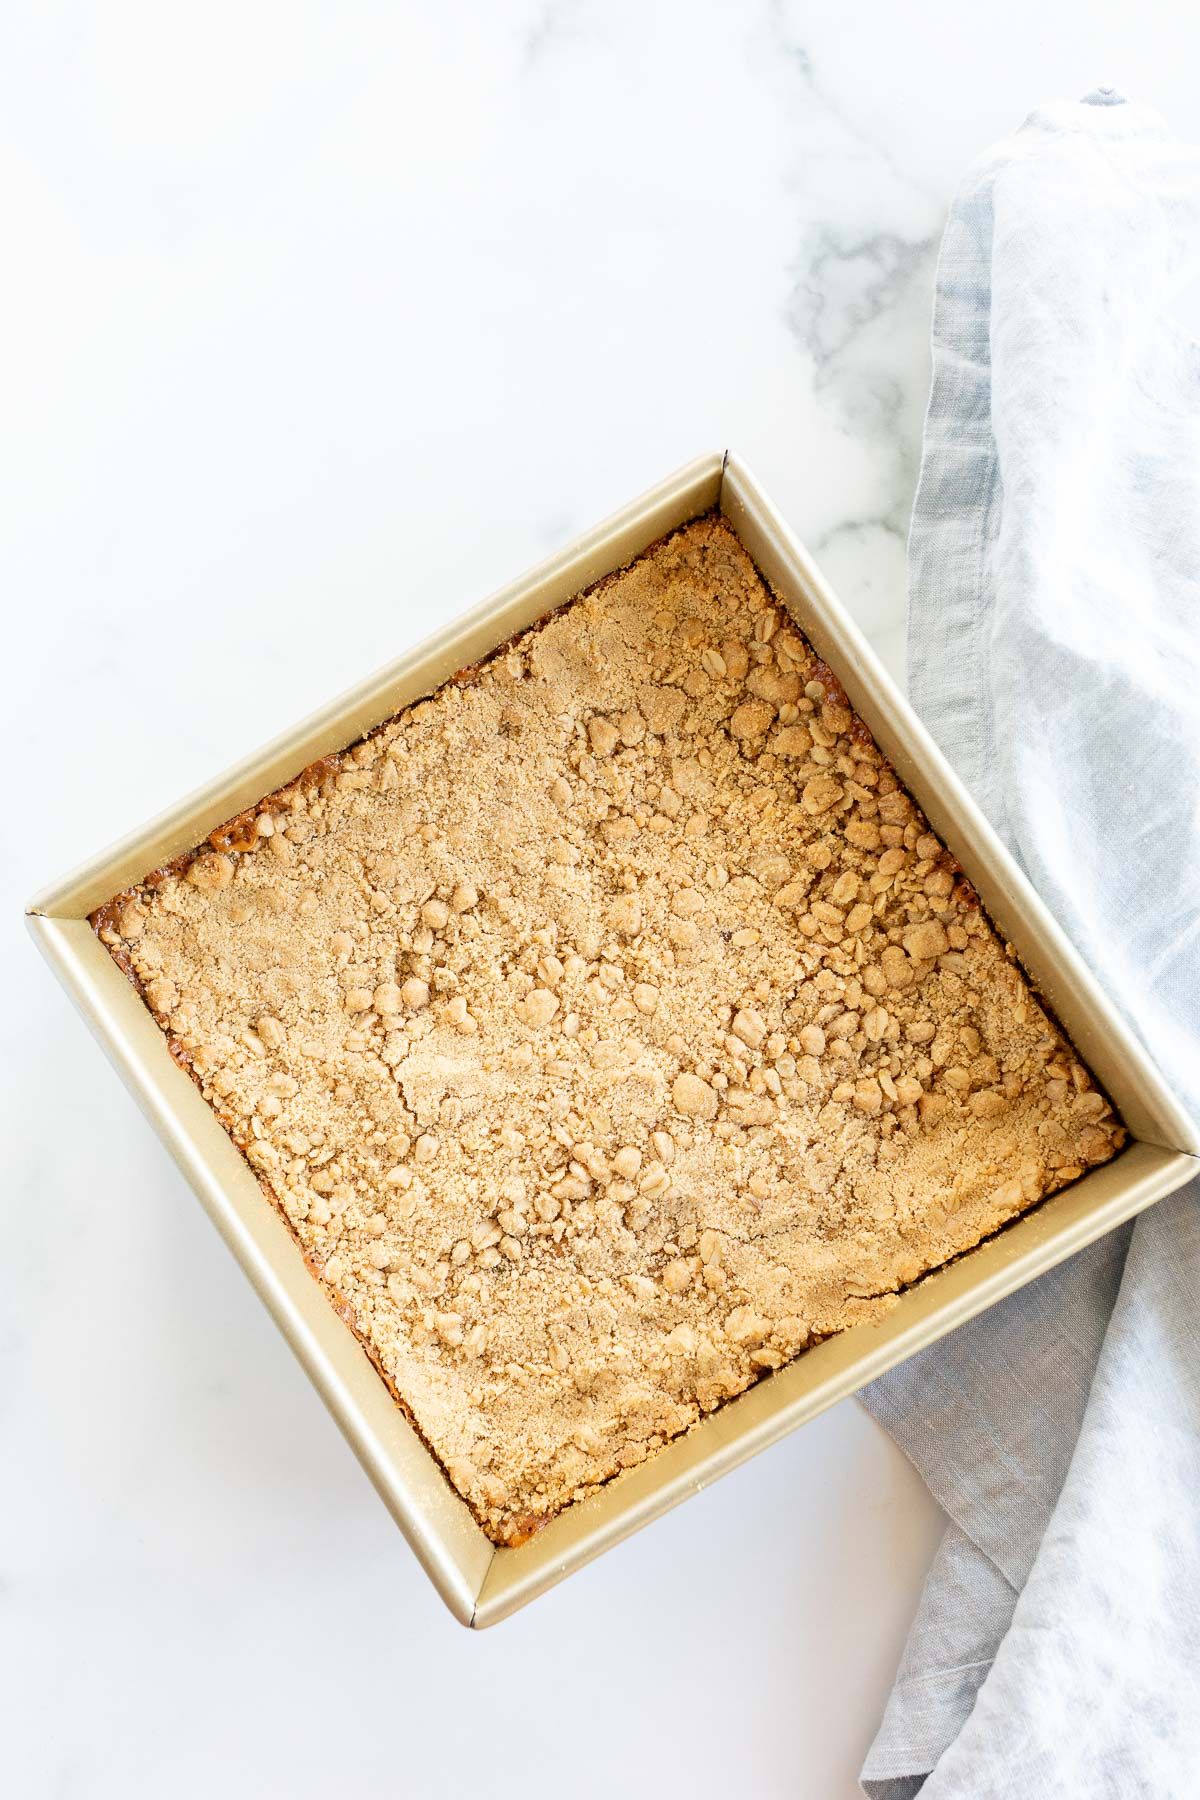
[97,515,1124,1543]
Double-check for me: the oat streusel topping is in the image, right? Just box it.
[97,516,1124,1542]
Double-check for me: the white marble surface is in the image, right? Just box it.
[6,5,1200,1796]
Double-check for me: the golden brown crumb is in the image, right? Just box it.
[96,516,1124,1542]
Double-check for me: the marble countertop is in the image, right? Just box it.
[6,5,1198,1796]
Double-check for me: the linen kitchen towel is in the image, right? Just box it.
[859,91,1200,1799]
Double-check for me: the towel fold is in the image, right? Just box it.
[859,92,1200,1799]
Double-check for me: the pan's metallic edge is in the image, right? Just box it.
[473,1139,1193,1627]
[720,457,1200,1159]
[26,912,494,1626]
[27,453,727,922]
[27,450,1200,1628]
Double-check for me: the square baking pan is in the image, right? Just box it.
[27,451,1200,1627]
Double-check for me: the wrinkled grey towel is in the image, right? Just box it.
[859,92,1200,1798]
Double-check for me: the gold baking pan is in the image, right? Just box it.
[27,452,1199,1627]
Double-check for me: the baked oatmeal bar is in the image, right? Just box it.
[95,515,1124,1542]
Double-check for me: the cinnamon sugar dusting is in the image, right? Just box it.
[95,515,1123,1542]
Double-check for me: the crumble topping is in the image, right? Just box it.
[96,515,1124,1542]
